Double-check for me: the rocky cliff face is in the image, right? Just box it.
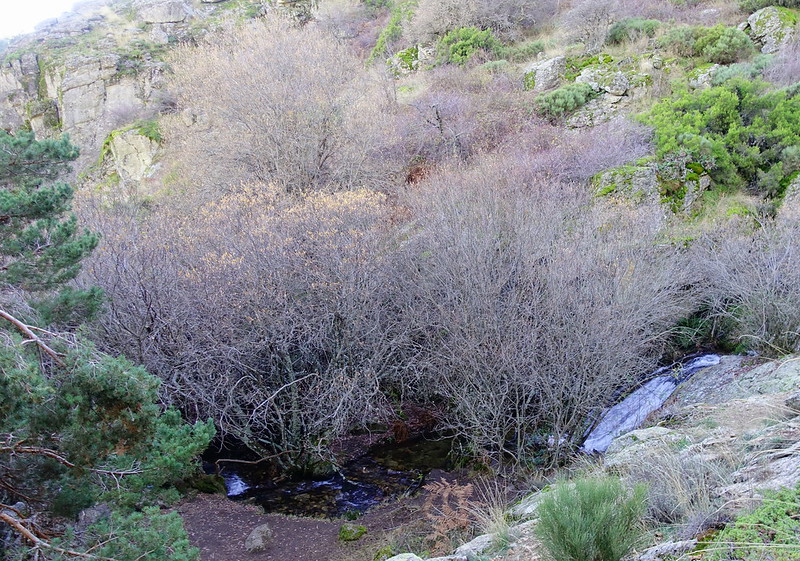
[0,0,300,183]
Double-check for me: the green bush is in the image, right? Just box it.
[659,25,755,64]
[640,78,800,199]
[709,484,800,560]
[535,477,647,561]
[739,0,800,13]
[368,0,416,63]
[606,18,661,45]
[436,27,502,65]
[534,82,598,121]
[712,54,773,85]
[694,25,754,65]
[498,40,546,62]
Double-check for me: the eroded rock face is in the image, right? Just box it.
[745,6,798,54]
[109,129,159,181]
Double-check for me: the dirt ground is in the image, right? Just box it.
[178,467,471,561]
[178,489,428,561]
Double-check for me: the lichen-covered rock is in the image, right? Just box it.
[595,163,659,201]
[786,390,800,413]
[745,6,798,54]
[604,427,683,469]
[636,540,697,561]
[576,67,632,96]
[454,534,494,561]
[109,129,159,182]
[523,56,565,93]
[687,64,719,90]
[338,523,367,542]
[245,523,273,553]
[566,93,631,128]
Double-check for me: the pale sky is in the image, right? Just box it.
[0,1,79,40]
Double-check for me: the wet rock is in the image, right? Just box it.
[454,533,494,560]
[245,523,273,553]
[745,7,798,54]
[523,56,565,92]
[636,540,697,561]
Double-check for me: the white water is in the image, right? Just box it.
[581,354,720,454]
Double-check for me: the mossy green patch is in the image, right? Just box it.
[339,523,367,542]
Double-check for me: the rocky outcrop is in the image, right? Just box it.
[687,64,719,90]
[523,56,565,93]
[594,162,660,202]
[743,6,798,54]
[108,128,159,181]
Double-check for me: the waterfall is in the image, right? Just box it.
[581,354,721,454]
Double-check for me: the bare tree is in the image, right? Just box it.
[396,149,696,464]
[165,15,401,198]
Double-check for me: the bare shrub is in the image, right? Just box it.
[404,0,480,44]
[474,0,560,40]
[692,220,800,355]
[560,0,618,50]
[406,0,557,44]
[396,66,530,165]
[165,15,400,197]
[501,118,653,184]
[82,187,407,471]
[398,150,697,464]
[765,40,800,87]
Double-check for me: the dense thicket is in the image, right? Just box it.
[77,1,800,476]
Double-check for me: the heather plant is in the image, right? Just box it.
[534,82,599,121]
[659,25,755,63]
[435,26,502,65]
[606,18,661,45]
[739,0,800,12]
[535,477,647,561]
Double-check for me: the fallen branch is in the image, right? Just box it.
[0,309,65,367]
[0,512,119,561]
[1,442,143,477]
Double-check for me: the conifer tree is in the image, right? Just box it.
[0,131,214,560]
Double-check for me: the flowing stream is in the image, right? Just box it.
[581,354,720,454]
[209,436,454,518]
